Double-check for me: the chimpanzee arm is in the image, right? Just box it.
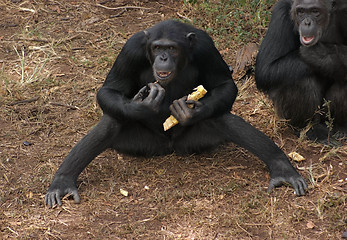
[45,115,117,207]
[98,83,165,121]
[97,32,165,121]
[300,43,347,79]
[255,0,312,91]
[223,114,308,196]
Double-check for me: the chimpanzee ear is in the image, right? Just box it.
[143,30,150,40]
[186,32,196,47]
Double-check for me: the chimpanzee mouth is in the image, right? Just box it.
[156,71,172,80]
[301,36,315,46]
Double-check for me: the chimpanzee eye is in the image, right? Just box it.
[297,8,304,14]
[152,45,160,52]
[312,8,320,17]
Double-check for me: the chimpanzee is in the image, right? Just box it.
[45,20,307,208]
[255,0,347,145]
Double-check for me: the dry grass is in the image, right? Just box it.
[0,0,346,239]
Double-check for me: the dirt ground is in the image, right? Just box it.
[0,0,346,239]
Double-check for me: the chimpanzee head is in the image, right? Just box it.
[291,0,331,47]
[144,21,196,86]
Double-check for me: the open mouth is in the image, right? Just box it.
[156,71,172,79]
[301,36,315,45]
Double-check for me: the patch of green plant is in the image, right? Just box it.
[13,46,49,84]
[21,26,43,39]
[98,55,117,66]
[183,0,276,47]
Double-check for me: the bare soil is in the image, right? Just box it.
[0,0,346,239]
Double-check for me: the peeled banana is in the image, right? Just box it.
[163,85,207,131]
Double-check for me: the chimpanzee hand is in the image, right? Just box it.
[133,82,165,113]
[45,175,80,208]
[300,43,342,77]
[169,97,205,126]
[267,171,308,196]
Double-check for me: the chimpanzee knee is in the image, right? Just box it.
[269,78,323,128]
[325,82,347,126]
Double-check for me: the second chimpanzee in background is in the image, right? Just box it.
[255,0,347,145]
[45,20,307,208]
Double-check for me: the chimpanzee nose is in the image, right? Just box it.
[304,18,311,26]
[160,53,167,61]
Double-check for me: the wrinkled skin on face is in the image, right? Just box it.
[150,39,180,85]
[291,0,331,47]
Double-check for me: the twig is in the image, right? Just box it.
[176,12,192,23]
[99,0,113,4]
[19,7,36,13]
[110,9,127,18]
[17,38,50,43]
[236,221,253,237]
[71,47,85,51]
[95,3,151,11]
[49,102,79,110]
[6,227,19,236]
[17,35,80,44]
[8,96,39,106]
[56,35,81,44]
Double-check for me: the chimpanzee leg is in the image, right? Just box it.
[325,82,347,140]
[268,78,339,144]
[269,78,322,128]
[45,114,119,207]
[221,114,307,195]
[174,115,307,195]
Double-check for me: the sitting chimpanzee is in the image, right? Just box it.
[255,0,347,145]
[45,20,307,208]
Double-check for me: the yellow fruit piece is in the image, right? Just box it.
[163,115,179,131]
[288,152,305,162]
[163,85,207,131]
[120,188,129,197]
[187,85,207,101]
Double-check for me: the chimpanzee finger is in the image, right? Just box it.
[295,178,308,196]
[177,98,192,114]
[170,99,186,120]
[153,83,165,103]
[44,193,52,207]
[133,86,148,101]
[56,193,62,206]
[146,83,159,101]
[186,100,203,108]
[175,98,193,122]
[45,191,62,208]
[68,189,81,204]
[267,177,285,193]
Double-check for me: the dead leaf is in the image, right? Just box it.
[288,152,305,162]
[26,191,33,199]
[306,221,315,229]
[232,43,258,81]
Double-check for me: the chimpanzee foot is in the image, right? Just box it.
[333,130,347,142]
[296,125,341,147]
[267,175,308,196]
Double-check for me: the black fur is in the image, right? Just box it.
[45,20,307,208]
[255,0,347,144]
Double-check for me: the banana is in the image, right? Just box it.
[163,85,207,131]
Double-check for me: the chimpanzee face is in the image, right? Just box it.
[291,0,330,47]
[150,39,180,85]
